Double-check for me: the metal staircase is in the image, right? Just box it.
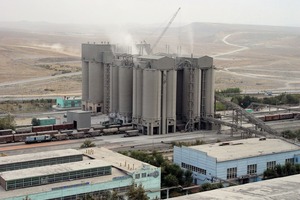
[215,95,279,136]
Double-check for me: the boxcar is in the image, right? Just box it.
[32,125,53,132]
[0,135,14,143]
[14,133,36,142]
[0,129,13,136]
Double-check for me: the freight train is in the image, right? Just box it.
[257,112,300,122]
[0,123,134,144]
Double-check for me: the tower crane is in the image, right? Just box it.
[148,7,181,55]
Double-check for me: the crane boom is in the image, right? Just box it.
[149,7,181,54]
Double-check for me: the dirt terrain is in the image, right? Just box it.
[0,22,300,97]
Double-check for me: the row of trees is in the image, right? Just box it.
[263,163,300,180]
[120,150,193,198]
[281,129,300,140]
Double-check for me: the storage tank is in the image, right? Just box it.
[132,68,143,123]
[166,70,177,118]
[118,66,133,121]
[82,61,89,101]
[88,61,104,103]
[110,65,119,113]
[204,67,215,117]
[142,69,161,121]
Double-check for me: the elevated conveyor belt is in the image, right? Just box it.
[215,95,279,136]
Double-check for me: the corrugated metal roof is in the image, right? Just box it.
[0,149,82,165]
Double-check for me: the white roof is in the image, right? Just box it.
[1,160,110,181]
[188,138,300,162]
[0,149,82,165]
[81,147,157,172]
[171,174,300,200]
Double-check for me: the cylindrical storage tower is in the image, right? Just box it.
[205,67,215,117]
[110,65,119,114]
[88,61,104,103]
[132,68,143,123]
[142,69,161,120]
[166,70,177,133]
[82,61,89,102]
[118,66,133,122]
[194,68,201,119]
[166,70,177,119]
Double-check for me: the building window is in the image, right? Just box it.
[247,164,257,175]
[227,167,237,179]
[267,161,276,169]
[142,173,147,178]
[181,162,206,175]
[135,174,140,179]
[285,158,294,165]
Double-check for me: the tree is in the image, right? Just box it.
[126,184,149,200]
[0,114,16,130]
[80,140,96,148]
[31,118,40,126]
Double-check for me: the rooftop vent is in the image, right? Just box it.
[219,142,230,146]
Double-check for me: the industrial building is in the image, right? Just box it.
[81,43,215,135]
[173,138,300,185]
[56,96,81,109]
[0,148,161,200]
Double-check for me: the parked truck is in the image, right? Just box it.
[124,130,139,137]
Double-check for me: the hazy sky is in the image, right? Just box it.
[0,0,299,27]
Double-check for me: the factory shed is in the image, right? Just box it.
[0,149,82,172]
[0,160,111,191]
[174,138,300,185]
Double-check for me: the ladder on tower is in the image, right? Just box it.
[104,64,110,114]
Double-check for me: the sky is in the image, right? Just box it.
[0,0,299,27]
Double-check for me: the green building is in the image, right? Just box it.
[36,117,56,126]
[56,97,81,108]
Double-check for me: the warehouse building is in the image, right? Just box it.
[81,43,215,135]
[173,138,300,185]
[0,149,82,172]
[0,148,161,200]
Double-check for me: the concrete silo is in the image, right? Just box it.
[118,66,133,123]
[81,61,89,111]
[110,65,119,115]
[88,61,104,112]
[165,70,177,133]
[132,68,143,127]
[142,69,162,135]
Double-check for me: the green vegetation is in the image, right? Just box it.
[119,150,193,198]
[126,183,149,200]
[263,163,300,180]
[171,140,205,147]
[216,102,226,111]
[231,93,300,109]
[216,87,241,95]
[281,129,300,140]
[0,115,16,130]
[80,191,123,200]
[80,140,96,148]
[200,182,223,191]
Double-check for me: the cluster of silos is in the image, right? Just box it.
[132,56,177,135]
[81,43,215,134]
[81,43,114,114]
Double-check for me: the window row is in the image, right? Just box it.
[135,172,147,179]
[0,155,82,172]
[5,167,111,191]
[181,162,206,175]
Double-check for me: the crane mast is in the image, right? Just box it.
[149,7,181,54]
